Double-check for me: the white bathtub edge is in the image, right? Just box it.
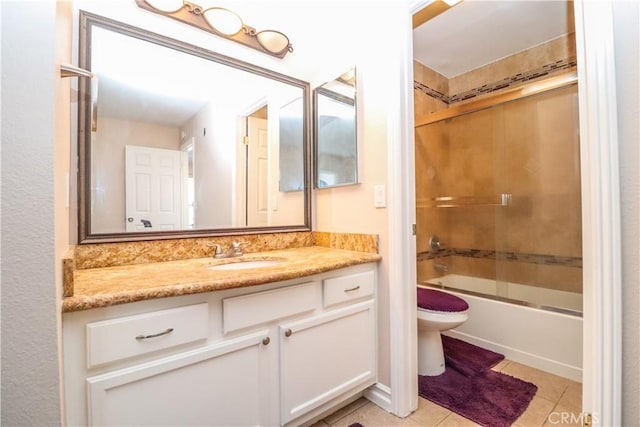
[444,330,583,382]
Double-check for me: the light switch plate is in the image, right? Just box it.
[374,184,386,208]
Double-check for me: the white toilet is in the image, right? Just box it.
[417,287,469,376]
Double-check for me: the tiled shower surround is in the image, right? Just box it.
[414,57,577,106]
[414,34,582,296]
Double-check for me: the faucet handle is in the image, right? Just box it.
[207,243,224,258]
[231,241,249,255]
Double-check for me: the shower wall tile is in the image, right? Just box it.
[420,252,582,294]
[417,259,441,283]
[415,89,448,117]
[428,84,582,261]
[414,61,449,115]
[415,116,452,254]
[501,260,582,294]
[414,32,582,296]
[499,85,582,258]
[448,33,577,100]
[415,210,449,254]
[448,209,497,251]
[500,193,582,257]
[414,34,577,109]
[450,255,497,281]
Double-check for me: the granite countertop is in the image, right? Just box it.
[62,246,381,312]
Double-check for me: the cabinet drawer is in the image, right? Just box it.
[223,282,320,334]
[86,303,208,368]
[323,270,374,307]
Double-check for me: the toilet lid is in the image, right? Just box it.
[417,288,469,312]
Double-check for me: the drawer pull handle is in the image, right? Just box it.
[262,337,271,345]
[344,285,361,293]
[135,328,174,340]
[284,329,292,337]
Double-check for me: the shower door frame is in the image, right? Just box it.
[390,0,622,424]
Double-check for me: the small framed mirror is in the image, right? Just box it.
[313,68,358,189]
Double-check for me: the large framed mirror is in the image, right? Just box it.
[313,68,358,189]
[78,11,311,243]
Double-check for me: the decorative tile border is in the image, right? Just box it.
[414,81,448,104]
[417,247,582,268]
[414,57,577,105]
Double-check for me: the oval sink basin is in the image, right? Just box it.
[207,259,283,271]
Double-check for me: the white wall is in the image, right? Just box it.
[92,117,180,233]
[182,100,235,228]
[1,1,66,424]
[612,1,640,423]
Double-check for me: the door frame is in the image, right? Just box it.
[236,97,270,227]
[388,0,621,424]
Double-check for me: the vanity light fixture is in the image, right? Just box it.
[135,0,293,58]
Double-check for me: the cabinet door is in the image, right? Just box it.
[280,300,376,424]
[87,329,275,427]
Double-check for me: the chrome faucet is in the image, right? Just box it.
[211,241,249,258]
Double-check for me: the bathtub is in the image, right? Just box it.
[420,275,583,382]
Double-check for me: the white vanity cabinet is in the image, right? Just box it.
[280,269,376,424]
[86,329,273,426]
[62,263,377,427]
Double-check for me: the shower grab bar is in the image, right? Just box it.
[418,193,512,208]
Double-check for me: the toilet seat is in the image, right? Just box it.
[417,288,469,313]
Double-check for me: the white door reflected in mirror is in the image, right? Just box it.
[124,145,182,232]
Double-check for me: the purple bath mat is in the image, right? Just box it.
[443,335,505,376]
[419,368,538,427]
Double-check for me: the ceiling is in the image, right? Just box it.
[413,0,573,78]
[93,26,295,127]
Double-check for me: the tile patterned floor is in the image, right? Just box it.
[311,360,582,427]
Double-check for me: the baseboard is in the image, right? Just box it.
[446,330,583,382]
[363,382,392,412]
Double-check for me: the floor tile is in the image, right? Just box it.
[323,397,370,425]
[542,403,584,427]
[436,412,482,426]
[513,395,556,427]
[319,359,583,427]
[490,358,511,372]
[501,361,571,402]
[329,402,421,427]
[408,396,452,427]
[556,380,582,413]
